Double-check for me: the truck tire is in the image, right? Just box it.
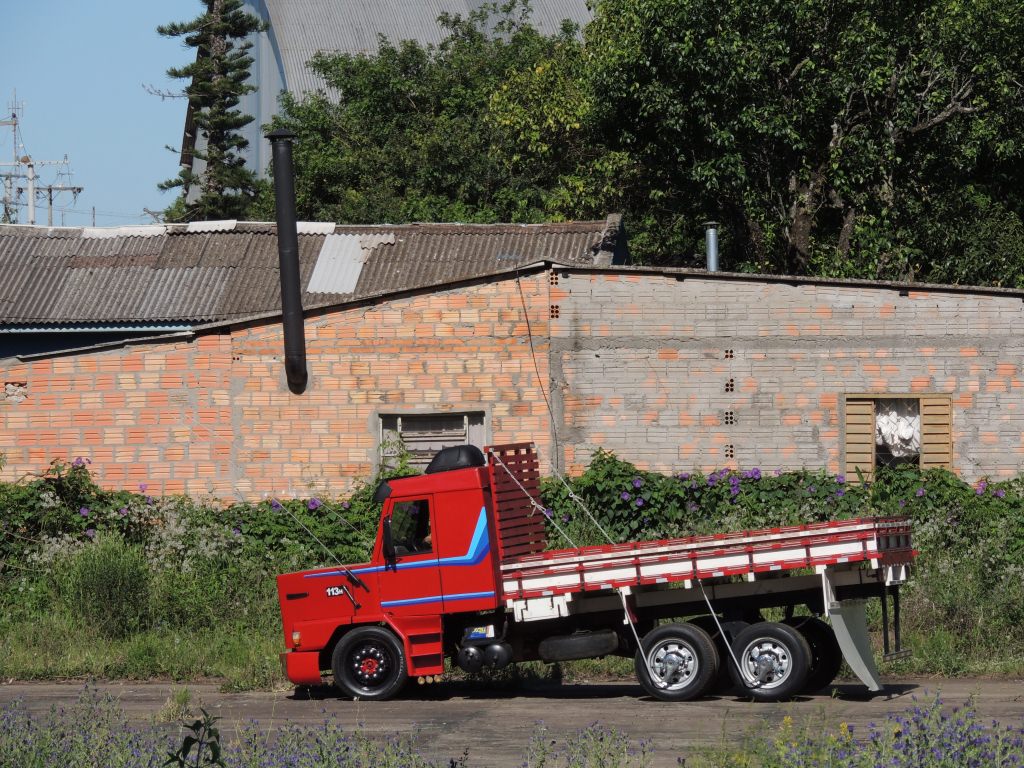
[783,616,843,692]
[688,616,749,695]
[728,622,811,702]
[634,623,718,702]
[331,626,408,701]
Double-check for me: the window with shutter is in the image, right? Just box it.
[843,394,952,483]
[380,412,486,470]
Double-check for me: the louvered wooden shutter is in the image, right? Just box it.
[844,398,876,484]
[919,395,952,470]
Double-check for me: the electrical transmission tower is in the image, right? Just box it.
[0,93,84,225]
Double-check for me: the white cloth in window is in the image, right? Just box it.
[875,399,921,458]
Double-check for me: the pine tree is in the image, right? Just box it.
[159,0,266,220]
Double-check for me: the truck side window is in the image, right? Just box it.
[390,499,432,555]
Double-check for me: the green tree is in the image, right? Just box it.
[159,0,266,221]
[564,0,1024,277]
[252,3,578,224]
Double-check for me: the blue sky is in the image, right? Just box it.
[2,2,199,227]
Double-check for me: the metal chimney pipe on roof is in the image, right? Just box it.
[703,221,719,272]
[267,128,308,393]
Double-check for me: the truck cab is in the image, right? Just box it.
[276,445,504,697]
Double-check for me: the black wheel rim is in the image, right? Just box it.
[347,642,394,690]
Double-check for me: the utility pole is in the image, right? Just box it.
[0,95,84,225]
[0,93,21,223]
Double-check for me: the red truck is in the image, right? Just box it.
[277,443,914,702]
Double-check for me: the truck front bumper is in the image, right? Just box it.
[280,650,324,686]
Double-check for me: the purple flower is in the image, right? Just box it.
[677,472,690,480]
[635,497,645,507]
[994,488,1006,498]
[145,495,154,505]
[138,483,148,493]
[342,501,351,510]
[561,514,570,523]
[774,468,783,476]
[270,499,283,511]
[119,507,128,516]
[632,477,643,489]
[79,507,89,517]
[835,489,845,498]
[72,456,90,468]
[643,517,650,524]
[807,485,816,493]
[898,499,906,508]
[744,468,762,481]
[836,474,845,484]
[232,527,242,536]
[85,528,95,539]
[542,507,553,519]
[976,480,988,495]
[307,498,322,510]
[621,491,632,501]
[915,488,925,497]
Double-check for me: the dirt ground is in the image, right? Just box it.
[3,677,1023,767]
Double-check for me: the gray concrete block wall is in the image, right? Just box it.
[550,271,1024,481]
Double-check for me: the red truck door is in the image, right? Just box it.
[378,496,443,615]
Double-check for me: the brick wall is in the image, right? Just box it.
[3,267,1023,499]
[551,271,1024,481]
[0,276,552,499]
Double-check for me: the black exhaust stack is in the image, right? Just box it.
[267,128,308,393]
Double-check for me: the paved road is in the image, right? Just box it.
[2,678,1022,766]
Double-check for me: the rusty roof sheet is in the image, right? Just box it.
[0,219,616,325]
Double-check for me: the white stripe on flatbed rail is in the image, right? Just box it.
[499,519,907,573]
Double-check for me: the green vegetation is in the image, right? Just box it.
[1,688,1021,767]
[256,0,1024,285]
[1,453,1022,688]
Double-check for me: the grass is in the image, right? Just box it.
[0,611,285,690]
[156,686,195,724]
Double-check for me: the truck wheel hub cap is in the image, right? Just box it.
[649,641,696,690]
[743,641,790,687]
[352,647,386,684]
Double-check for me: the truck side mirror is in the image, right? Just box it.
[382,516,396,562]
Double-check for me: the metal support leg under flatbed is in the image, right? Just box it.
[827,599,883,692]
[821,569,883,692]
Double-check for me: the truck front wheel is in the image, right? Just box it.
[331,626,408,701]
[728,622,811,702]
[634,623,718,701]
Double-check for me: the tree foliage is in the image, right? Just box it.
[252,6,578,223]
[264,0,1024,285]
[159,0,266,221]
[567,0,1024,278]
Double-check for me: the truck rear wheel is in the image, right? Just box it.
[728,622,811,702]
[331,626,408,701]
[634,623,718,701]
[783,616,843,692]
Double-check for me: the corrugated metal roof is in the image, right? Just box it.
[262,0,594,97]
[0,218,614,325]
